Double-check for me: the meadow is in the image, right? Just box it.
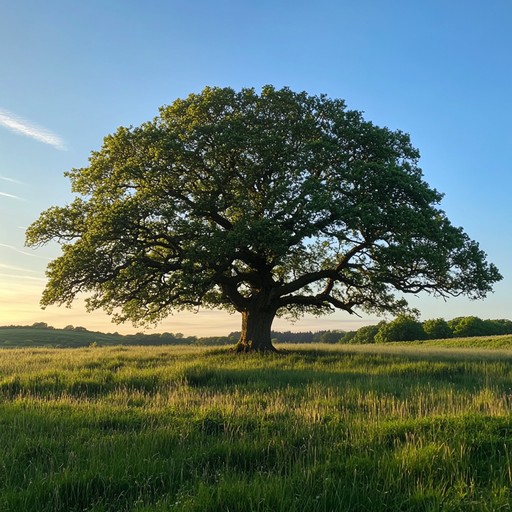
[1,341,512,511]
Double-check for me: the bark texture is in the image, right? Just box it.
[234,309,278,352]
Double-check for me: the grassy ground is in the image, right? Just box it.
[1,343,512,511]
[0,326,122,347]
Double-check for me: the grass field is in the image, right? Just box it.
[1,342,512,511]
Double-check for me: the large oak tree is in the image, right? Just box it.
[26,86,501,351]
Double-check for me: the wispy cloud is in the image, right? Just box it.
[0,272,46,282]
[0,109,66,150]
[0,191,23,200]
[0,175,24,185]
[0,244,50,260]
[0,262,41,273]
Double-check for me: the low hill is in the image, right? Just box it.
[0,325,347,348]
[0,325,196,348]
[2,324,512,350]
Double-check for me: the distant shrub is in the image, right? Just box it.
[312,330,344,343]
[339,331,357,343]
[423,318,453,339]
[31,322,54,329]
[227,330,346,344]
[195,336,232,346]
[448,316,486,338]
[350,323,385,344]
[375,316,426,343]
[482,319,512,335]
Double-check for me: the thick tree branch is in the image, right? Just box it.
[274,269,336,298]
[277,292,357,315]
[321,241,371,296]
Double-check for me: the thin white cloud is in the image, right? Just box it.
[0,175,24,185]
[0,272,46,282]
[0,243,50,260]
[0,109,66,150]
[0,262,40,273]
[0,191,23,200]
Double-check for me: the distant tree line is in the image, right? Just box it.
[227,330,344,344]
[6,318,509,346]
[2,323,346,345]
[341,316,512,344]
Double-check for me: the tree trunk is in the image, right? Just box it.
[234,309,278,352]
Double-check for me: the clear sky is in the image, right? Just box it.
[1,0,511,336]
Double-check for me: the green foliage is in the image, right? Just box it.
[0,345,512,510]
[26,86,501,350]
[339,330,356,343]
[0,325,196,347]
[0,325,348,348]
[374,315,426,343]
[483,318,512,335]
[31,322,53,329]
[447,317,512,338]
[449,316,488,338]
[349,323,386,344]
[422,318,453,339]
[311,330,344,343]
[350,316,512,344]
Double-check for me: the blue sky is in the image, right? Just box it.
[1,0,511,335]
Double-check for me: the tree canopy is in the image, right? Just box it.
[26,86,502,351]
[374,315,426,343]
[422,318,453,339]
